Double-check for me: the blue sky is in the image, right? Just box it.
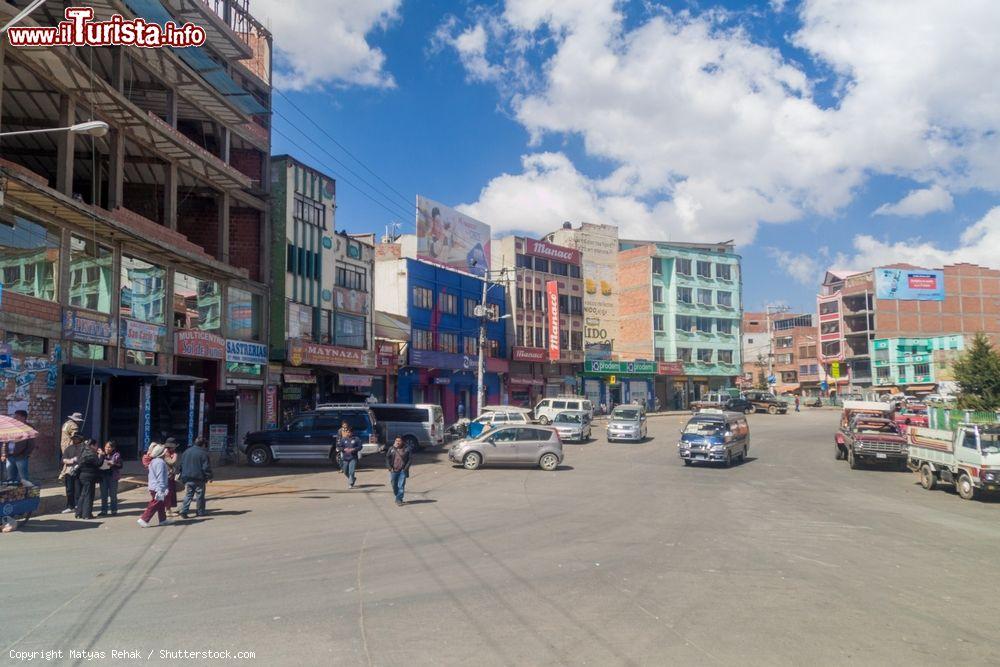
[261,0,1000,315]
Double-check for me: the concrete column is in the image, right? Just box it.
[110,48,125,92]
[219,126,231,164]
[165,87,177,128]
[55,96,76,196]
[106,128,125,209]
[218,190,231,263]
[163,162,178,230]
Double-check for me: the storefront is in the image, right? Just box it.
[654,362,687,411]
[399,349,502,423]
[580,359,657,412]
[286,338,377,404]
[225,339,268,447]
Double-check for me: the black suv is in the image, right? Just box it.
[241,405,381,467]
[742,391,788,415]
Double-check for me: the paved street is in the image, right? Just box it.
[4,410,1000,666]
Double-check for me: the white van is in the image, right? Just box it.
[534,397,594,424]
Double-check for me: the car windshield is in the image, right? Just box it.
[555,413,582,424]
[856,422,899,435]
[684,420,725,436]
[980,430,1000,453]
[612,409,639,420]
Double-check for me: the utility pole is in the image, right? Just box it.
[764,304,790,389]
[475,268,509,418]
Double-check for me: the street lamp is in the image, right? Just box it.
[0,120,110,139]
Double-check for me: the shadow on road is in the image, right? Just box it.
[19,519,103,533]
[403,499,437,505]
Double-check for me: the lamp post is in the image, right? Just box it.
[0,120,110,138]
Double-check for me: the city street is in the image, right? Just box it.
[5,410,1000,666]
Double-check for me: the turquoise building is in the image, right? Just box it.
[872,335,965,391]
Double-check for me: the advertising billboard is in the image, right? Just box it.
[546,281,560,361]
[875,268,945,301]
[416,195,490,277]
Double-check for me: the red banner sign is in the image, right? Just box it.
[174,329,225,360]
[525,238,582,265]
[287,338,375,369]
[658,361,686,375]
[512,346,548,362]
[546,281,560,362]
[376,341,398,368]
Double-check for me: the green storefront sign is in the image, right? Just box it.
[586,360,657,375]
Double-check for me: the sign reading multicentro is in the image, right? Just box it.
[874,268,945,301]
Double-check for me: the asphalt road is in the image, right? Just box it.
[3,410,1000,666]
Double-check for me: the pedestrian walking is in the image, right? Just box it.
[75,440,102,520]
[795,396,801,412]
[3,410,35,488]
[138,444,171,527]
[179,437,213,518]
[336,423,363,488]
[384,436,413,506]
[98,441,122,516]
[59,433,84,514]
[163,438,180,517]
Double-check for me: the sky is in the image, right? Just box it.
[254,0,1000,314]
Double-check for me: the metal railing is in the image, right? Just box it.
[928,407,1000,430]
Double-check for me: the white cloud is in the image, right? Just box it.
[766,248,820,286]
[254,0,400,90]
[441,1,1000,246]
[874,185,954,217]
[837,206,1000,271]
[431,18,502,83]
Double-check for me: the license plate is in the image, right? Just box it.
[876,453,887,459]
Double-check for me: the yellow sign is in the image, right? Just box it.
[831,362,840,379]
[609,375,617,385]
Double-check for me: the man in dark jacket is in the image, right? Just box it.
[75,440,103,519]
[179,437,213,518]
[336,424,363,489]
[384,436,413,506]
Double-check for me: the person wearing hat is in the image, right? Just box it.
[138,443,171,527]
[74,440,103,520]
[59,432,84,514]
[162,438,180,516]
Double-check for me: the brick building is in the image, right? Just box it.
[741,312,768,387]
[0,0,272,464]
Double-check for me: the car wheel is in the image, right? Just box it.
[403,435,419,451]
[462,452,482,470]
[848,448,860,470]
[539,453,559,471]
[246,444,273,467]
[956,473,976,501]
[744,406,754,415]
[724,451,732,468]
[683,459,692,466]
[767,405,778,415]
[740,447,747,464]
[835,443,845,460]
[538,415,550,425]
[919,464,936,490]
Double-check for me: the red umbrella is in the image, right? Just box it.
[0,415,38,442]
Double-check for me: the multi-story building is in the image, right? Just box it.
[872,335,966,393]
[741,311,768,387]
[771,314,820,396]
[374,255,507,422]
[268,157,378,420]
[0,0,273,461]
[617,240,743,409]
[492,236,584,407]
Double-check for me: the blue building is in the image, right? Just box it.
[374,257,508,423]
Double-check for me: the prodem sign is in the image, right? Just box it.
[525,238,581,265]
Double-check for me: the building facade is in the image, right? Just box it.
[872,335,966,393]
[491,236,585,407]
[771,314,820,396]
[1,0,273,462]
[741,312,768,388]
[373,256,507,422]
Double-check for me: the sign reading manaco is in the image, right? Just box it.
[525,238,582,265]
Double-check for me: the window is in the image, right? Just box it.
[962,431,978,450]
[676,258,691,276]
[412,286,433,310]
[336,266,367,292]
[5,332,46,355]
[516,254,533,269]
[776,353,793,364]
[652,258,663,275]
[677,347,692,362]
[516,325,525,346]
[551,261,569,276]
[535,290,544,311]
[655,347,665,361]
[126,349,157,366]
[781,371,798,383]
[174,273,221,332]
[558,294,569,314]
[570,331,583,350]
[334,312,366,348]
[716,264,732,280]
[696,317,713,332]
[697,289,712,305]
[820,321,840,335]
[534,258,549,273]
[121,255,165,324]
[227,287,263,341]
[516,289,524,309]
[914,363,930,376]
[717,291,732,308]
[718,349,733,364]
[799,345,817,358]
[653,314,665,331]
[677,287,692,304]
[439,292,457,315]
[697,348,713,363]
[346,239,362,260]
[697,261,712,278]
[463,298,477,318]
[569,265,581,278]
[819,301,839,315]
[717,319,733,334]
[486,339,499,357]
[652,286,663,303]
[748,338,755,344]
[676,315,694,332]
[552,400,567,410]
[0,212,59,302]
[438,332,457,353]
[776,336,794,349]
[412,329,433,350]
[560,329,569,350]
[287,302,314,340]
[72,342,106,361]
[463,337,477,355]
[570,296,583,315]
[822,341,841,357]
[293,194,325,228]
[319,308,332,344]
[69,236,112,313]
[534,327,544,348]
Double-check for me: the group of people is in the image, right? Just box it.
[335,423,413,506]
[137,436,212,527]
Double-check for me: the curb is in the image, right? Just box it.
[36,478,145,517]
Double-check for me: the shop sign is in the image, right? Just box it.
[525,238,582,265]
[376,341,399,367]
[175,329,225,360]
[122,319,165,352]
[332,286,370,314]
[587,359,657,375]
[512,346,547,362]
[264,385,278,429]
[409,348,475,370]
[509,375,544,386]
[226,339,267,365]
[63,308,117,344]
[340,373,373,387]
[287,338,375,369]
[226,376,263,386]
[658,361,685,375]
[546,281,560,361]
[208,424,227,453]
[433,377,451,385]
[282,385,303,400]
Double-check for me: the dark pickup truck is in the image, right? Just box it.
[835,415,908,470]
[742,391,788,415]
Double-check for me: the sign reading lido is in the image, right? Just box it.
[588,360,657,375]
[874,268,945,301]
[226,339,267,365]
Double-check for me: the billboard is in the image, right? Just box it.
[546,281,560,361]
[416,195,490,277]
[875,268,945,301]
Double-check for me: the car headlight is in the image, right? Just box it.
[984,470,998,482]
[712,444,726,450]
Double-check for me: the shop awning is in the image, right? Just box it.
[374,311,410,342]
[157,374,207,384]
[63,365,157,379]
[283,372,316,384]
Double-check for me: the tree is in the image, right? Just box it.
[952,333,1000,410]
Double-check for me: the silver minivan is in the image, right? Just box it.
[369,403,444,450]
[534,397,594,424]
[448,425,564,471]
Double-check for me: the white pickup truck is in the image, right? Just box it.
[907,424,1000,500]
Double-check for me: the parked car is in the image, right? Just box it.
[551,411,592,443]
[678,410,750,467]
[448,425,563,471]
[606,405,647,442]
[689,392,731,412]
[723,396,756,414]
[241,405,380,467]
[836,414,908,470]
[368,403,444,450]
[534,397,594,424]
[742,390,788,415]
[467,408,532,438]
[909,424,1000,500]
